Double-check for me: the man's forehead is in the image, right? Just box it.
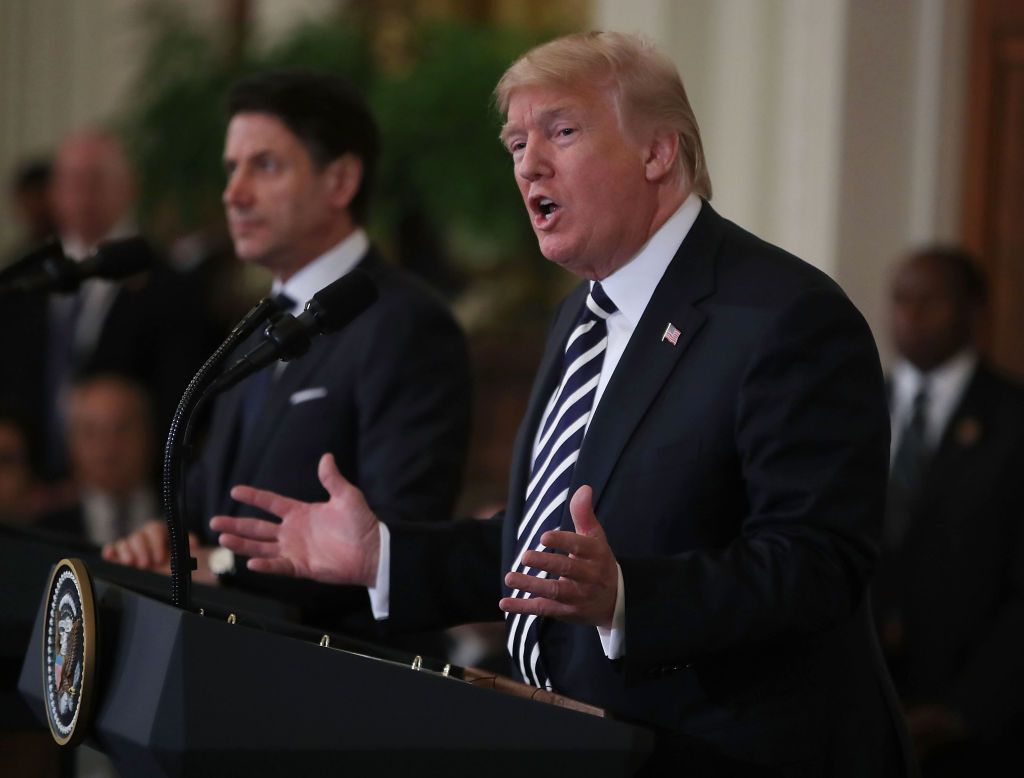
[502,85,614,132]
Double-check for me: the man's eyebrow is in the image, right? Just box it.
[500,106,575,145]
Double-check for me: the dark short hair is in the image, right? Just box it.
[909,245,988,306]
[227,69,379,223]
[11,159,52,195]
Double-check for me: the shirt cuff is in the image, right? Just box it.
[596,562,626,659]
[366,522,390,620]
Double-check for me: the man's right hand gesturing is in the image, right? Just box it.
[209,452,381,587]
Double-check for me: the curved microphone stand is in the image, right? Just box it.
[161,298,277,610]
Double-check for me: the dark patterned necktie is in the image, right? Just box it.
[507,283,617,689]
[885,383,929,548]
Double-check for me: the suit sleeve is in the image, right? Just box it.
[353,287,471,524]
[620,287,890,675]
[382,512,505,633]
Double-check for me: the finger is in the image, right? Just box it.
[317,452,352,499]
[210,515,280,541]
[521,549,595,580]
[499,596,574,619]
[101,543,116,561]
[229,484,299,519]
[505,571,570,601]
[538,529,600,557]
[143,526,170,566]
[247,557,296,577]
[125,532,153,568]
[217,533,279,559]
[569,485,603,537]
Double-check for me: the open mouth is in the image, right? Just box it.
[529,195,561,227]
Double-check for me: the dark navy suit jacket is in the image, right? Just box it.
[387,204,911,775]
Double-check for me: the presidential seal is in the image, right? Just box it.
[43,558,97,746]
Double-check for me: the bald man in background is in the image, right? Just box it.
[0,129,211,485]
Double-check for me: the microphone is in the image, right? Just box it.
[0,236,155,295]
[211,268,378,394]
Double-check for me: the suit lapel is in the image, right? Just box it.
[918,365,989,502]
[567,203,724,521]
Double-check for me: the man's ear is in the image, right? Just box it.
[643,129,679,183]
[324,153,363,211]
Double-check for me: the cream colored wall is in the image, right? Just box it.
[594,0,970,366]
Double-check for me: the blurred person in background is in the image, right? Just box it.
[39,373,158,546]
[874,245,1024,776]
[5,158,56,262]
[0,128,211,485]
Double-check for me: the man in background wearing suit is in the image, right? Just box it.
[875,246,1024,776]
[105,70,471,627]
[212,34,909,775]
[40,373,158,545]
[0,130,210,483]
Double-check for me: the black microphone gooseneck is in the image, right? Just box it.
[162,269,378,610]
[162,297,278,611]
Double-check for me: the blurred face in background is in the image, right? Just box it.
[52,133,135,248]
[222,112,357,281]
[67,378,152,498]
[889,255,973,373]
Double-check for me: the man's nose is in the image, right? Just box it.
[516,140,552,182]
[223,171,251,207]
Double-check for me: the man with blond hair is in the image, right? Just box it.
[213,33,910,774]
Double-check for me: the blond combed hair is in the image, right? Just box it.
[494,31,712,199]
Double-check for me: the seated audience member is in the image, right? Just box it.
[874,246,1024,775]
[0,130,211,481]
[40,373,157,546]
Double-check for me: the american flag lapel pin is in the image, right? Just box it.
[662,322,681,346]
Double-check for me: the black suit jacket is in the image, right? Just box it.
[191,251,472,630]
[386,204,911,775]
[874,362,1024,741]
[0,255,213,477]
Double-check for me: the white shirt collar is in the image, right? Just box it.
[271,228,369,314]
[891,348,977,451]
[595,192,702,324]
[892,349,977,405]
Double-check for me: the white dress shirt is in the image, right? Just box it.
[81,488,158,547]
[889,349,977,462]
[369,194,703,663]
[270,228,369,315]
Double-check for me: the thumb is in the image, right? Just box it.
[317,452,351,498]
[569,485,602,536]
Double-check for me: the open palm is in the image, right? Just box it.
[209,453,381,587]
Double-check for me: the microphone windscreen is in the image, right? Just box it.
[88,236,155,280]
[0,239,64,284]
[307,268,379,333]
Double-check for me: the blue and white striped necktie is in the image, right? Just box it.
[507,282,617,689]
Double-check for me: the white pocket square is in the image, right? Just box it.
[289,387,328,406]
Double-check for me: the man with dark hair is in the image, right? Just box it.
[876,245,1024,775]
[7,158,56,250]
[105,69,471,629]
